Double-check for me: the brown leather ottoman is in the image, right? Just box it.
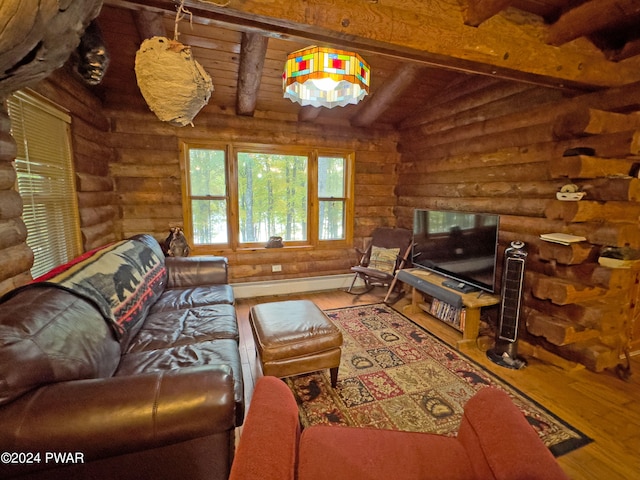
[249,300,343,387]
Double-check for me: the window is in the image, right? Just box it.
[187,148,228,245]
[181,143,354,251]
[237,151,308,244]
[318,155,348,241]
[7,90,82,278]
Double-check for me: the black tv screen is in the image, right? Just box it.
[412,209,500,293]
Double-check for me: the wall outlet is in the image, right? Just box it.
[271,264,282,272]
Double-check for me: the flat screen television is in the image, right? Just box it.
[412,209,500,293]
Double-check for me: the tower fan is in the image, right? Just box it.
[487,240,527,369]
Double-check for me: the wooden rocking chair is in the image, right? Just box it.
[347,227,413,302]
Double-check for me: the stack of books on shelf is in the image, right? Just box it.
[429,298,466,331]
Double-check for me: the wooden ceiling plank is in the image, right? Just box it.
[236,32,269,116]
[400,75,500,129]
[351,63,423,128]
[547,0,640,46]
[463,0,514,27]
[105,0,640,89]
[191,0,639,88]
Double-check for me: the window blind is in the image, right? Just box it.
[7,90,82,278]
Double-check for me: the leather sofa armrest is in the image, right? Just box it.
[457,387,570,480]
[229,376,300,480]
[165,256,229,287]
[0,365,236,478]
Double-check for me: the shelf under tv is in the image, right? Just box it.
[396,268,500,350]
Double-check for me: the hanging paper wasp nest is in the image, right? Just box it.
[135,36,213,127]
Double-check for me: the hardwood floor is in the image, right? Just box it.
[235,288,640,480]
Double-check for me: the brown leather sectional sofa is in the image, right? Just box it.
[0,234,243,480]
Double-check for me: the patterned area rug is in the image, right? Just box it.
[285,303,591,457]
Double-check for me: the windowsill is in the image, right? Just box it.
[235,244,314,252]
[191,242,350,255]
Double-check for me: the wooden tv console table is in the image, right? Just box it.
[395,268,500,350]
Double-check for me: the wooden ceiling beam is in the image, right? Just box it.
[547,0,640,46]
[463,0,514,27]
[105,0,640,89]
[351,63,422,128]
[236,32,268,116]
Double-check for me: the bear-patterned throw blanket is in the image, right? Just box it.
[31,239,166,341]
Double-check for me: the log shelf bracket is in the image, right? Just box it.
[526,307,601,347]
[525,140,640,371]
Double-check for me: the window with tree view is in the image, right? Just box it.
[318,156,347,240]
[182,144,353,250]
[238,152,308,243]
[188,148,228,244]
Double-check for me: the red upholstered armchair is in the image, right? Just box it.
[230,376,569,480]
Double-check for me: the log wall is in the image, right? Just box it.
[0,106,31,294]
[107,107,400,284]
[0,67,116,296]
[2,55,638,372]
[396,79,640,371]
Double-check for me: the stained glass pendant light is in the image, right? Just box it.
[283,46,370,108]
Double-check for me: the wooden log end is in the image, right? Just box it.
[526,309,600,346]
[518,340,585,371]
[537,240,594,265]
[532,275,606,305]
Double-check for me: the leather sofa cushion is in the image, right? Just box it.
[0,287,121,405]
[165,256,229,287]
[151,285,235,313]
[126,304,239,353]
[116,339,245,424]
